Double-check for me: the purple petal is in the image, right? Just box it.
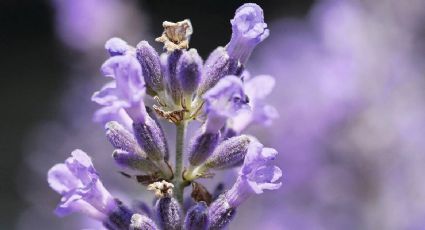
[105,37,129,56]
[244,75,275,100]
[91,82,118,106]
[47,164,80,195]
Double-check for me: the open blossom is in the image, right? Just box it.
[226,3,269,64]
[94,54,147,123]
[203,75,249,133]
[48,3,280,229]
[225,72,278,137]
[47,150,119,220]
[208,140,282,228]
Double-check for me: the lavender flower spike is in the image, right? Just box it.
[203,75,249,133]
[47,150,117,220]
[226,3,269,65]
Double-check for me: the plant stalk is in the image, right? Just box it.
[174,121,187,205]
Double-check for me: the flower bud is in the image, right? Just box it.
[136,41,164,94]
[165,50,184,105]
[184,202,209,230]
[104,199,133,230]
[188,127,220,166]
[146,106,170,161]
[130,213,159,230]
[203,135,251,169]
[197,47,238,96]
[156,197,183,230]
[133,117,168,162]
[177,48,202,95]
[208,195,236,230]
[112,149,157,172]
[105,121,144,156]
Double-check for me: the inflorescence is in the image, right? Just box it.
[47,3,282,230]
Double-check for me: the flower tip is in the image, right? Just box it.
[227,3,269,64]
[105,37,129,56]
[69,149,92,167]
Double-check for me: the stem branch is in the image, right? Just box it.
[174,121,187,205]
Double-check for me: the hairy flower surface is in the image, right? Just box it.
[47,3,280,229]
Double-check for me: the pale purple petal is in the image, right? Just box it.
[105,37,129,56]
[91,81,118,106]
[48,150,116,219]
[47,164,81,195]
[203,76,249,132]
[244,75,275,99]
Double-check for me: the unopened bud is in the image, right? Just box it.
[184,201,209,230]
[104,199,133,230]
[105,121,144,157]
[208,195,236,230]
[188,128,220,166]
[165,50,183,104]
[177,48,202,95]
[203,135,251,169]
[130,213,159,230]
[197,47,238,96]
[112,149,157,173]
[136,41,164,94]
[156,197,183,230]
[133,117,168,161]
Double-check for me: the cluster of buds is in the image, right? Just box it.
[48,3,281,230]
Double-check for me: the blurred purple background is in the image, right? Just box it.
[2,0,425,229]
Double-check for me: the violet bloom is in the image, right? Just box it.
[48,3,281,229]
[226,3,270,64]
[203,75,249,133]
[47,149,117,220]
[92,52,147,126]
[208,139,282,228]
[225,72,278,136]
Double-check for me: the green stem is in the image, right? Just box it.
[174,121,187,205]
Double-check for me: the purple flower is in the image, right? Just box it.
[47,150,117,220]
[92,53,148,124]
[226,3,269,65]
[203,75,249,133]
[226,139,282,207]
[227,72,278,135]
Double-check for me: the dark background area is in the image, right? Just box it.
[0,0,313,227]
